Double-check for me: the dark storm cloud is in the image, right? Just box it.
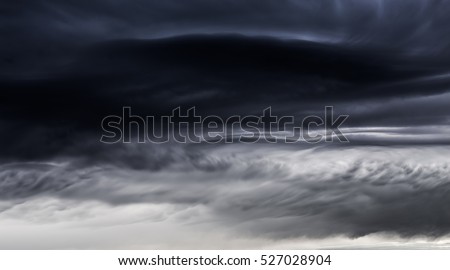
[3,0,450,48]
[2,34,449,111]
[3,0,450,77]
[1,32,450,163]
[1,0,450,247]
[0,0,448,164]
[1,1,450,141]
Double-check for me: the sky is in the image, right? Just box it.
[1,0,450,249]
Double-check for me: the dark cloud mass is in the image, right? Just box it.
[1,0,450,248]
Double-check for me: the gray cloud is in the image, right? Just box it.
[1,144,450,243]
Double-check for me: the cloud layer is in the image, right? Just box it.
[1,0,450,248]
[1,144,450,248]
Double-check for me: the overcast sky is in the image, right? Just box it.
[1,0,450,249]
